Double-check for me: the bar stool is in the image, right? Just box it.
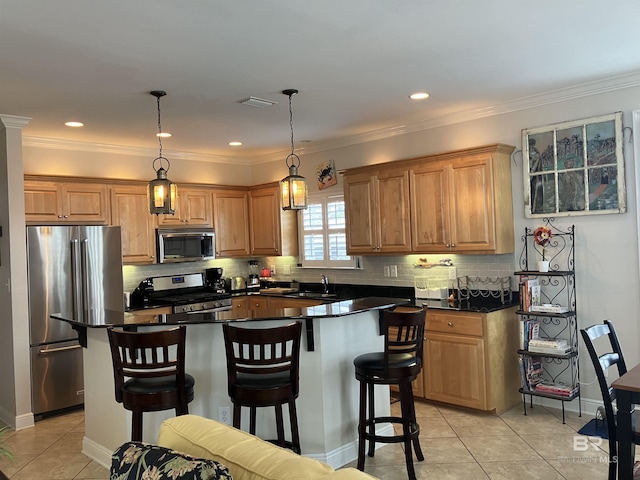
[222,321,302,454]
[107,326,194,441]
[353,306,426,480]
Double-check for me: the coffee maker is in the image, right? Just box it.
[247,260,260,292]
[205,267,226,293]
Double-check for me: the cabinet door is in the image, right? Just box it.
[424,332,487,410]
[410,163,450,252]
[158,188,212,227]
[344,172,377,253]
[247,296,269,310]
[377,169,412,253]
[25,180,108,224]
[61,183,109,224]
[212,190,250,257]
[249,186,281,256]
[231,296,248,311]
[24,181,63,223]
[448,154,495,252]
[110,185,157,264]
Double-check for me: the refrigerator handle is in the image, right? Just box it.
[81,238,89,314]
[70,239,80,320]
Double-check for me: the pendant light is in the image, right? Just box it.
[148,90,178,215]
[280,89,308,210]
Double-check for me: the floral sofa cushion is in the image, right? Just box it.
[111,441,232,480]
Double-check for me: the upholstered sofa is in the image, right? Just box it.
[112,414,378,480]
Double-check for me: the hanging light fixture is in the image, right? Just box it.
[147,90,178,215]
[280,89,308,210]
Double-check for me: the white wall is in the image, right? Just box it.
[14,83,640,417]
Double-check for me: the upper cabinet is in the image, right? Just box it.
[344,168,412,254]
[110,184,157,265]
[411,145,515,254]
[157,187,212,227]
[249,184,298,256]
[212,189,251,257]
[24,179,110,224]
[343,144,515,255]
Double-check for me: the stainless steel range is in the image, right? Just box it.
[130,273,232,314]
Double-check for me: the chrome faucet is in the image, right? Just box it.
[321,274,329,294]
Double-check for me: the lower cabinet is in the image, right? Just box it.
[422,307,520,414]
[232,295,322,311]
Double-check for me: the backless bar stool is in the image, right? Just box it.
[353,306,426,480]
[222,321,303,454]
[107,326,195,442]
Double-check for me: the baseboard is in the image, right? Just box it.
[0,404,34,431]
[82,436,113,469]
[305,424,395,469]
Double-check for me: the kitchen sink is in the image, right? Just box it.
[290,292,337,299]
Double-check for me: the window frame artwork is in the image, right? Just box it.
[522,111,626,218]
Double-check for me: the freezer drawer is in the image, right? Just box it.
[30,341,84,415]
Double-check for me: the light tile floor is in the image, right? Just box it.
[0,401,621,479]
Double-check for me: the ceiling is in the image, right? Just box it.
[3,0,640,163]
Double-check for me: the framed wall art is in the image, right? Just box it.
[316,159,337,190]
[522,111,626,218]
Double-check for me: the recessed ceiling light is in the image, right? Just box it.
[409,92,430,100]
[156,132,172,138]
[65,121,84,127]
[229,141,243,146]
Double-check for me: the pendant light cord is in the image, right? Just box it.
[157,95,164,160]
[289,94,295,157]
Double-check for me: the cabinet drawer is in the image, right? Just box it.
[426,311,483,336]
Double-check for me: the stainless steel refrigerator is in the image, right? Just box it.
[27,225,124,416]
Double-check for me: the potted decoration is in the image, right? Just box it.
[0,425,13,480]
[533,226,552,272]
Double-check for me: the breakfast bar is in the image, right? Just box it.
[51,297,407,469]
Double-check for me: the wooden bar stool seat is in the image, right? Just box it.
[223,321,302,454]
[107,326,194,442]
[353,307,426,480]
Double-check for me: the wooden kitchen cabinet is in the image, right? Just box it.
[110,184,158,264]
[343,167,411,254]
[266,297,323,309]
[248,184,298,256]
[157,187,212,227]
[410,144,515,254]
[388,326,424,398]
[423,307,520,414]
[231,295,269,311]
[24,179,110,224]
[212,189,251,257]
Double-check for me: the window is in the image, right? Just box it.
[522,111,626,217]
[299,193,359,268]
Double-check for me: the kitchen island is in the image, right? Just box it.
[51,297,408,469]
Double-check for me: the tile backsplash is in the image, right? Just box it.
[123,253,517,294]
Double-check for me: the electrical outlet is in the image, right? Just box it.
[283,264,291,275]
[390,265,398,278]
[448,266,457,280]
[218,406,231,425]
[270,265,276,275]
[384,266,390,277]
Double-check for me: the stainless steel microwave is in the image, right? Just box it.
[156,228,215,263]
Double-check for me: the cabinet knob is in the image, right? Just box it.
[57,215,63,218]
[450,243,456,248]
[447,322,453,327]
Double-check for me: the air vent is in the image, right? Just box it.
[240,96,277,108]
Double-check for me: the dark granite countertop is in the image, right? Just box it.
[53,296,411,329]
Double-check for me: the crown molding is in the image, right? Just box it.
[22,70,640,165]
[0,115,32,129]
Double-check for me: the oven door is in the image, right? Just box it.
[185,305,232,314]
[157,229,215,263]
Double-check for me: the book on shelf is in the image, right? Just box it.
[530,304,570,313]
[528,337,567,348]
[528,345,572,355]
[518,277,540,312]
[518,319,539,350]
[534,381,578,397]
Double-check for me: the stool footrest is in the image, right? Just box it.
[359,415,420,444]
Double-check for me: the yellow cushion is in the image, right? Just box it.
[158,415,335,480]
